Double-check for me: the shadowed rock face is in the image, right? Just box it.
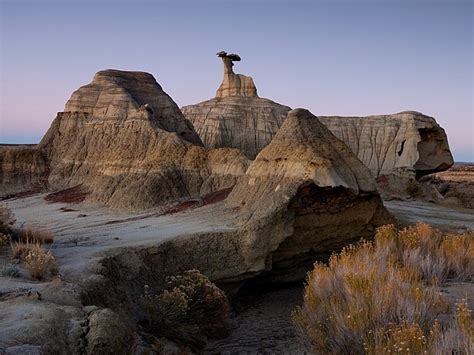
[182,52,291,159]
[0,70,249,208]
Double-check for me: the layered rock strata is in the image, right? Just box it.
[318,111,454,180]
[0,145,49,197]
[1,70,249,208]
[182,52,291,159]
[222,108,390,280]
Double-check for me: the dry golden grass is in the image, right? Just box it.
[23,244,57,280]
[15,226,54,244]
[293,223,473,354]
[11,240,37,260]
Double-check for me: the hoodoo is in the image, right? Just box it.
[182,52,291,159]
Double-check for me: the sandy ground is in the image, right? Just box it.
[2,194,234,282]
[385,200,474,232]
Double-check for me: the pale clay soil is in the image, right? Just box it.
[1,194,473,354]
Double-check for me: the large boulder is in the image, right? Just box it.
[182,52,291,159]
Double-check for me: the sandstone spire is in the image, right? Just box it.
[215,51,258,98]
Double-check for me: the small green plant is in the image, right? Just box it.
[0,263,20,278]
[142,269,230,348]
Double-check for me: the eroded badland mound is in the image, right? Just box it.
[1,70,249,209]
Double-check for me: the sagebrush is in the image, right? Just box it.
[23,244,58,280]
[142,269,231,348]
[293,223,473,354]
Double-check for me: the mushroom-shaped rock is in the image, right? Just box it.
[215,51,257,98]
[182,52,291,159]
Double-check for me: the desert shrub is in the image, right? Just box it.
[0,233,10,248]
[11,240,37,260]
[0,262,20,278]
[0,205,15,234]
[293,223,473,354]
[23,244,58,280]
[142,269,231,348]
[406,179,422,197]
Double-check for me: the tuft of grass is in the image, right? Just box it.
[23,244,57,280]
[15,226,54,244]
[11,240,36,260]
[293,223,473,354]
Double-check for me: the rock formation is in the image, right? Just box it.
[222,108,390,280]
[0,70,249,208]
[215,51,257,98]
[182,52,291,159]
[318,112,454,179]
[182,54,453,194]
[0,145,48,197]
[319,112,454,198]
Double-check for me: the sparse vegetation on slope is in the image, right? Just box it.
[293,223,473,354]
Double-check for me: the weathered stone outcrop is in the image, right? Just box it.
[182,52,291,159]
[0,145,49,197]
[319,112,454,179]
[222,108,390,280]
[1,70,249,209]
[64,69,202,145]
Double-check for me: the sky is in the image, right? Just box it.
[0,0,473,161]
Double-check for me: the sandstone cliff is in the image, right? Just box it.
[182,52,291,159]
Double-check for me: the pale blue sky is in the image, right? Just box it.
[1,0,473,161]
